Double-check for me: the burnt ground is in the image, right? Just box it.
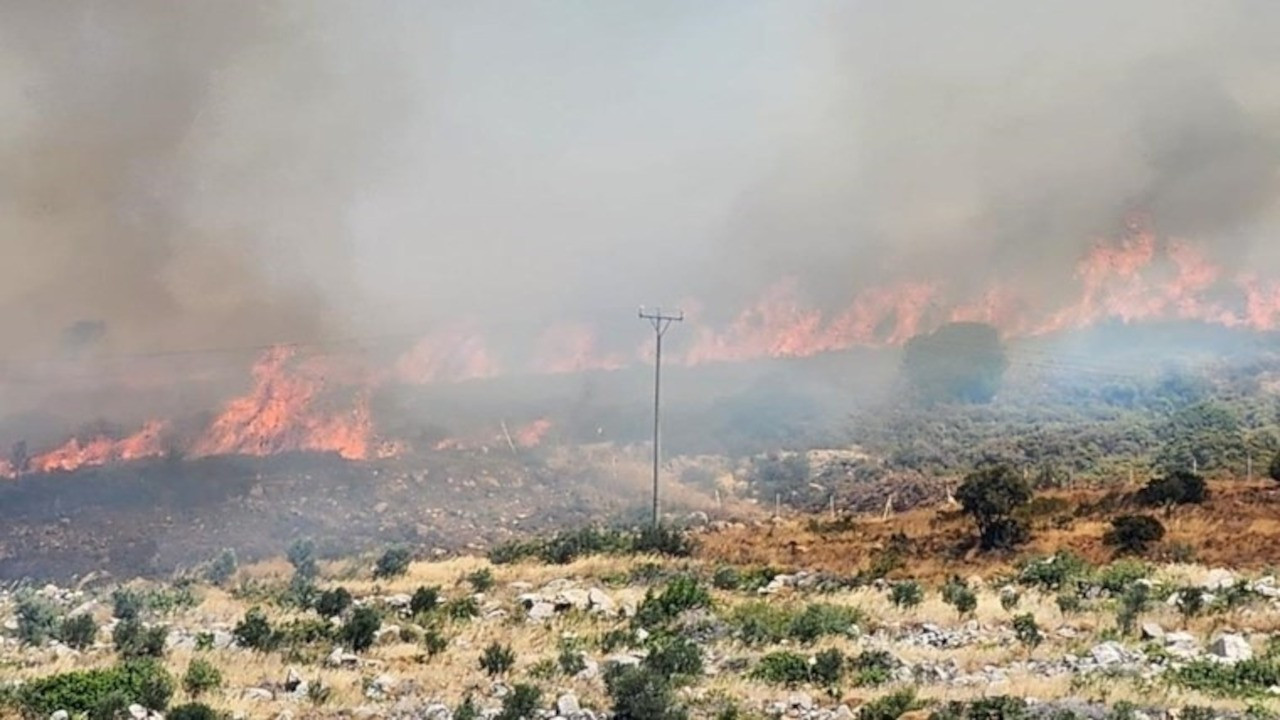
[0,450,643,582]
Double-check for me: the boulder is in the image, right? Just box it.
[1204,568,1237,591]
[587,588,616,615]
[51,711,70,720]
[128,705,148,720]
[1140,622,1165,640]
[527,602,557,622]
[557,693,581,716]
[1089,642,1126,667]
[1209,634,1252,663]
[242,688,274,701]
[556,589,591,611]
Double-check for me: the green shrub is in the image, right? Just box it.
[942,578,978,618]
[233,607,277,652]
[633,524,695,557]
[1012,613,1042,650]
[182,658,222,698]
[374,547,412,580]
[17,660,174,717]
[424,627,449,657]
[314,587,353,619]
[112,588,144,621]
[643,634,703,681]
[288,538,319,580]
[1104,515,1166,555]
[1137,470,1207,507]
[16,595,59,646]
[930,696,1028,720]
[1018,551,1089,590]
[204,549,238,586]
[411,586,441,615]
[750,651,811,686]
[480,642,516,677]
[495,683,541,720]
[90,690,130,720]
[634,576,712,630]
[455,694,480,720]
[444,596,480,620]
[559,645,587,676]
[1097,560,1150,593]
[606,664,687,720]
[169,702,220,720]
[488,539,543,565]
[789,603,862,644]
[850,649,896,687]
[340,606,381,653]
[712,566,742,590]
[59,613,99,650]
[890,581,923,609]
[999,589,1021,612]
[1176,586,1207,619]
[1170,657,1280,696]
[1056,591,1082,615]
[859,689,921,720]
[467,568,495,593]
[113,618,167,659]
[811,648,845,688]
[1116,584,1151,636]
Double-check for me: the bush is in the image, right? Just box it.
[1176,587,1207,619]
[1097,559,1151,593]
[559,644,587,676]
[890,581,923,610]
[1018,551,1090,590]
[643,634,703,681]
[444,596,480,620]
[169,703,220,720]
[942,578,977,618]
[811,648,845,688]
[314,587,353,619]
[850,649,896,687]
[751,651,812,686]
[113,618,167,659]
[931,696,1028,720]
[956,465,1032,550]
[712,566,742,590]
[606,664,687,720]
[112,588,144,621]
[17,660,174,717]
[340,606,381,653]
[1104,515,1166,555]
[1012,613,1042,650]
[467,568,495,593]
[480,642,516,677]
[728,602,860,646]
[233,607,277,652]
[495,683,540,720]
[632,524,695,557]
[16,595,59,646]
[423,627,449,657]
[374,547,412,580]
[59,613,99,650]
[1271,450,1280,483]
[788,603,862,644]
[456,694,480,720]
[1137,470,1207,507]
[1116,584,1150,636]
[1056,591,1083,615]
[204,549,238,586]
[181,658,222,699]
[288,538,319,581]
[859,689,921,720]
[634,576,712,630]
[410,586,441,615]
[999,589,1021,612]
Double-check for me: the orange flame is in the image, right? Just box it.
[395,328,500,384]
[26,420,167,474]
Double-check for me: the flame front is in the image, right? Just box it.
[27,420,167,474]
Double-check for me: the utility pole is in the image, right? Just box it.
[639,306,683,527]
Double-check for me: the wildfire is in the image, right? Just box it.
[27,420,167,474]
[394,328,500,384]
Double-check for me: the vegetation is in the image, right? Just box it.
[58,613,98,650]
[1104,515,1166,555]
[15,660,174,717]
[315,586,353,619]
[373,546,412,580]
[181,658,222,698]
[606,663,687,720]
[495,683,541,720]
[890,581,924,610]
[480,642,516,677]
[203,548,237,586]
[340,606,381,653]
[955,464,1032,550]
[1137,470,1208,507]
[16,594,59,646]
[902,322,1008,404]
[113,618,168,659]
[490,524,693,565]
[233,607,277,652]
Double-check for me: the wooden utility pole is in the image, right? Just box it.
[639,306,683,527]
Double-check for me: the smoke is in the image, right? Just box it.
[2,1,1280,371]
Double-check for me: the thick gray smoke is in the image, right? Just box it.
[3,0,1280,362]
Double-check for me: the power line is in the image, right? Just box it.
[639,306,683,527]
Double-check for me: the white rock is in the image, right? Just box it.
[1090,641,1126,667]
[128,704,148,720]
[587,588,616,615]
[1140,622,1165,640]
[1209,633,1252,663]
[833,706,856,720]
[557,693,581,716]
[51,711,70,720]
[556,589,591,611]
[384,594,412,609]
[1204,568,1236,591]
[527,602,557,621]
[242,688,274,701]
[788,692,814,711]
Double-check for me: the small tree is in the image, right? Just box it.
[496,683,541,720]
[942,577,977,619]
[315,587,353,619]
[410,586,440,615]
[955,465,1032,550]
[480,642,516,677]
[16,595,59,646]
[111,588,144,621]
[889,581,923,610]
[373,547,412,580]
[204,549,238,587]
[1176,586,1207,620]
[1116,584,1150,636]
[1104,515,1166,555]
[233,607,277,652]
[467,568,496,593]
[182,658,223,698]
[1011,613,1042,652]
[341,606,381,653]
[288,538,319,581]
[58,613,99,650]
[1137,470,1207,507]
[113,618,167,659]
[169,704,219,720]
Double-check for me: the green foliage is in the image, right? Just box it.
[633,524,696,557]
[749,453,812,504]
[644,634,703,681]
[480,642,516,677]
[1018,551,1090,590]
[606,664,687,720]
[204,549,238,586]
[1176,586,1207,619]
[58,613,99,650]
[182,658,222,698]
[558,644,587,676]
[495,683,541,720]
[1056,591,1083,615]
[999,589,1021,612]
[859,689,922,720]
[314,587,353,619]
[288,538,319,581]
[340,606,381,653]
[1270,450,1280,483]
[903,322,1008,404]
[233,607,277,652]
[750,651,811,686]
[373,546,412,580]
[467,568,495,593]
[1097,560,1151,593]
[16,594,59,646]
[811,648,845,688]
[728,602,861,645]
[455,694,480,720]
[16,660,174,717]
[112,588,144,621]
[1137,470,1208,507]
[712,566,743,590]
[113,618,168,659]
[423,627,449,657]
[1105,515,1166,555]
[1154,402,1243,475]
[444,596,480,620]
[929,696,1028,720]
[1170,657,1280,697]
[634,576,712,630]
[169,703,220,720]
[1116,583,1151,636]
[1011,613,1042,650]
[489,524,693,566]
[789,603,862,644]
[849,649,896,687]
[956,465,1032,550]
[942,578,978,618]
[890,581,924,610]
[411,585,441,615]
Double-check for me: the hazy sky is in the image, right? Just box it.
[2,1,1279,360]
